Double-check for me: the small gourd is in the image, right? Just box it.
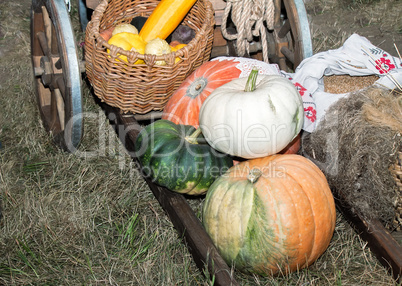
[112,23,138,36]
[145,38,171,65]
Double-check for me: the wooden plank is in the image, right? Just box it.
[102,104,239,286]
[334,190,402,282]
[210,0,226,26]
[210,0,227,10]
[213,27,227,47]
[214,10,225,26]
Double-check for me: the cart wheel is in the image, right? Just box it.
[31,0,83,152]
[269,0,313,71]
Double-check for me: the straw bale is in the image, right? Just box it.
[302,86,402,228]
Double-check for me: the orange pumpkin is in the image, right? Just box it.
[162,58,244,127]
[162,57,288,128]
[202,154,336,276]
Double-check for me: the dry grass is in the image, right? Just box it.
[0,0,400,285]
[306,0,402,55]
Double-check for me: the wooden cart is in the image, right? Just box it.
[30,0,402,284]
[30,0,313,150]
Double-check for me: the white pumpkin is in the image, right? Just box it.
[199,68,303,159]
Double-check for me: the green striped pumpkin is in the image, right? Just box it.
[134,120,233,195]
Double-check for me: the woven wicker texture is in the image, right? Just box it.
[85,0,215,114]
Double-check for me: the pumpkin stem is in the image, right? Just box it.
[185,128,202,144]
[244,67,259,92]
[247,168,262,183]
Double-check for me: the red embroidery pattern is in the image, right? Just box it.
[375,58,396,74]
[304,106,317,123]
[294,82,307,96]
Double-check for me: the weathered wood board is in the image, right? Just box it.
[333,190,402,282]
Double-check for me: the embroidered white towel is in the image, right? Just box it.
[287,33,402,132]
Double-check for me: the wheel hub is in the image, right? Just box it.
[39,56,52,86]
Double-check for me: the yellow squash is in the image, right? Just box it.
[139,0,197,43]
[107,32,146,64]
[170,43,187,63]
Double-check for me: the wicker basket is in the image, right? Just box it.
[85,0,215,114]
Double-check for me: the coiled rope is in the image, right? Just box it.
[220,0,275,62]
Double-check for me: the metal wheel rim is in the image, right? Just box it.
[286,0,313,62]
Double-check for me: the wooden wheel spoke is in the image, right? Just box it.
[278,19,291,39]
[37,31,50,58]
[267,0,312,71]
[56,75,66,101]
[41,5,52,51]
[54,88,65,131]
[49,88,61,132]
[280,46,295,64]
[273,0,282,26]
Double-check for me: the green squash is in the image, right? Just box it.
[134,120,233,195]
